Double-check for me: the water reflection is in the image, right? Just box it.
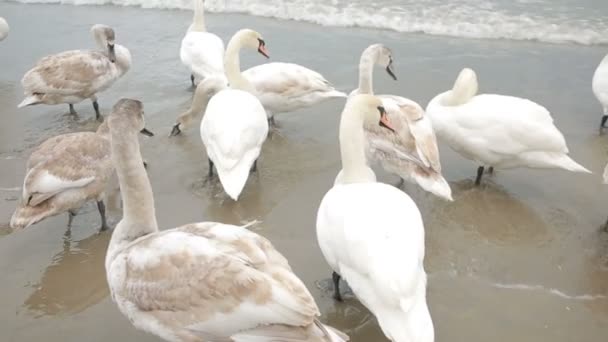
[23,231,110,317]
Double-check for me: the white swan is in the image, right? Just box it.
[592,53,608,128]
[426,67,591,185]
[317,94,434,342]
[242,62,346,124]
[18,24,131,120]
[349,44,452,200]
[171,63,346,134]
[105,98,348,342]
[180,0,225,87]
[200,29,269,200]
[0,17,8,41]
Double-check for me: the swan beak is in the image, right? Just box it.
[386,61,397,81]
[378,106,395,132]
[140,128,154,137]
[107,43,116,63]
[257,38,270,59]
[170,123,181,137]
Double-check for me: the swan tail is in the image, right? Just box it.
[18,94,43,108]
[216,152,259,201]
[411,173,453,201]
[520,152,591,174]
[325,90,348,98]
[312,319,350,341]
[10,202,55,229]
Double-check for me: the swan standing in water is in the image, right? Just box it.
[18,24,131,120]
[426,67,590,186]
[200,29,270,200]
[592,53,608,129]
[105,98,348,342]
[0,17,8,41]
[348,44,452,200]
[10,119,152,230]
[317,94,434,342]
[180,0,225,87]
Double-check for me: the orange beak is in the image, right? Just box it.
[380,112,396,132]
[258,44,269,58]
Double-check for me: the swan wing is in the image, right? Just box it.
[22,50,117,96]
[180,32,225,79]
[112,222,320,339]
[23,133,110,205]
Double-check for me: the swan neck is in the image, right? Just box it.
[224,34,254,92]
[339,108,369,183]
[110,126,158,242]
[190,0,206,32]
[358,51,376,94]
[178,84,211,128]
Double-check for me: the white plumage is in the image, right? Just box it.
[0,17,8,41]
[243,62,346,121]
[199,29,270,201]
[592,53,608,128]
[180,0,226,86]
[317,94,434,342]
[426,68,590,184]
[201,89,268,200]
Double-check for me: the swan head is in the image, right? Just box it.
[108,99,154,137]
[91,24,117,63]
[450,67,478,104]
[234,29,269,59]
[346,94,395,132]
[363,44,397,80]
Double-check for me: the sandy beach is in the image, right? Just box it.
[0,2,607,341]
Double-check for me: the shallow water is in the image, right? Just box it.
[0,2,607,342]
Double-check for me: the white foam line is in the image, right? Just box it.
[492,282,607,301]
[0,187,20,191]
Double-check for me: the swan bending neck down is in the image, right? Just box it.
[105,98,347,342]
[427,67,590,186]
[0,17,9,41]
[317,94,434,342]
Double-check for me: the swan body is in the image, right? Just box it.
[10,122,114,230]
[593,53,608,127]
[427,68,590,184]
[200,29,270,200]
[351,44,451,200]
[18,24,131,120]
[243,62,347,120]
[0,17,8,41]
[317,94,434,342]
[201,88,268,200]
[105,98,347,342]
[180,0,226,86]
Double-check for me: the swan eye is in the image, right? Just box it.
[27,195,33,205]
[377,106,386,115]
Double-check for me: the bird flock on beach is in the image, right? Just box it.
[2,0,608,341]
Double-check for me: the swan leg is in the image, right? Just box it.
[97,200,109,231]
[488,166,494,175]
[208,159,214,178]
[67,210,77,229]
[190,74,195,87]
[332,271,343,302]
[475,166,484,186]
[68,104,77,115]
[268,115,276,127]
[92,98,102,121]
[251,160,258,173]
[601,115,608,129]
[603,217,608,232]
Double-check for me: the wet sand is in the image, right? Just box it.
[1,2,607,341]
